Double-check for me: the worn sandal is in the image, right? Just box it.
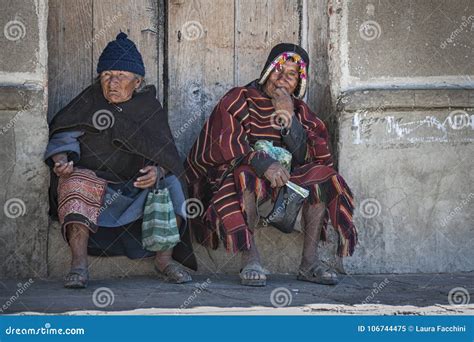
[64,268,89,289]
[297,263,339,285]
[155,262,192,284]
[240,261,267,287]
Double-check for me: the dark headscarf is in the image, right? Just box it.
[258,43,310,99]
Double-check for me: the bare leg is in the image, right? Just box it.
[154,248,173,272]
[300,202,325,271]
[154,215,182,271]
[298,201,338,285]
[154,216,192,283]
[64,223,89,288]
[67,223,89,270]
[240,190,266,286]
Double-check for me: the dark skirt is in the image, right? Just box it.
[87,220,155,260]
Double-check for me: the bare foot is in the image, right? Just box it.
[240,235,266,286]
[298,262,339,285]
[240,260,267,286]
[239,190,266,286]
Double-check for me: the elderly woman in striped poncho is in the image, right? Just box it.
[186,43,358,287]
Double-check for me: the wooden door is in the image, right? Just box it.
[46,0,333,274]
[48,0,330,155]
[48,0,160,121]
[167,0,300,155]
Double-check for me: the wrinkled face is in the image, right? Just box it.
[100,70,142,104]
[263,60,299,97]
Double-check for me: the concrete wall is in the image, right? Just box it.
[0,0,49,278]
[329,0,474,273]
[329,0,474,94]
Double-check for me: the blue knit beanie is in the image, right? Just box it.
[97,32,145,76]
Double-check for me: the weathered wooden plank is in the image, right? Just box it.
[167,0,235,156]
[307,0,332,120]
[156,0,166,104]
[92,0,158,89]
[47,0,93,121]
[235,0,300,86]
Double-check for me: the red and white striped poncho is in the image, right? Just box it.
[185,82,357,257]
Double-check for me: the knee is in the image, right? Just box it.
[303,200,326,214]
[313,201,326,210]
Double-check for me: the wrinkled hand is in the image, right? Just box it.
[271,87,294,118]
[134,166,161,189]
[264,162,290,188]
[53,154,74,177]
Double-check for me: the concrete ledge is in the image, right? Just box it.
[46,219,342,279]
[338,89,474,111]
[0,85,43,111]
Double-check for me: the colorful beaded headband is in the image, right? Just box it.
[258,52,307,99]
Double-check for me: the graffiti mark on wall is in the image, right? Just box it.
[352,110,474,145]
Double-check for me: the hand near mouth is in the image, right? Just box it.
[271,87,294,116]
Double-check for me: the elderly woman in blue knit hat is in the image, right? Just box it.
[44,33,196,288]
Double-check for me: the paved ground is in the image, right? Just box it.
[1,273,473,315]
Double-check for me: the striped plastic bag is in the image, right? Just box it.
[141,187,180,251]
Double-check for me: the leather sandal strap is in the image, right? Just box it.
[161,262,191,282]
[65,268,89,278]
[240,262,267,279]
